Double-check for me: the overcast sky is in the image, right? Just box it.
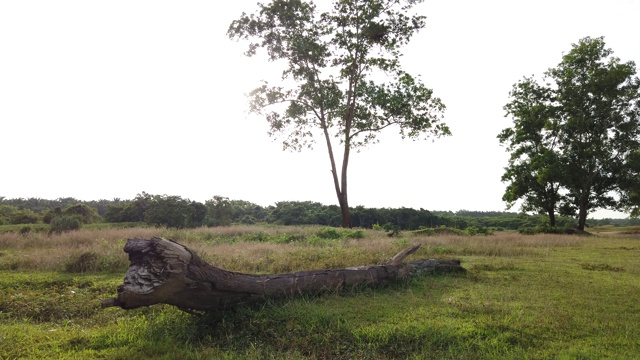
[1,0,639,219]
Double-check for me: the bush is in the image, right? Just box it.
[413,227,435,236]
[273,233,307,243]
[42,207,62,224]
[240,215,256,224]
[63,251,127,273]
[9,210,40,224]
[518,226,537,235]
[248,231,269,242]
[64,252,98,273]
[62,204,102,224]
[317,227,342,239]
[49,215,82,234]
[518,223,580,235]
[465,226,493,236]
[344,229,365,239]
[0,205,18,224]
[383,223,401,237]
[19,226,31,235]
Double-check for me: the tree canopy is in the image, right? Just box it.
[499,36,640,230]
[228,0,449,227]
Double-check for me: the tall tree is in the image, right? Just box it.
[499,37,640,230]
[228,0,449,227]
[551,37,640,229]
[205,196,233,227]
[499,77,564,226]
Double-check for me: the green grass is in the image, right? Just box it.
[0,223,50,234]
[0,222,145,234]
[1,227,639,359]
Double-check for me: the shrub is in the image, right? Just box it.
[465,226,493,236]
[518,226,537,235]
[62,203,102,224]
[518,223,580,235]
[64,252,99,273]
[9,209,40,224]
[240,215,257,224]
[273,233,306,243]
[42,208,62,224]
[413,227,435,236]
[19,226,31,235]
[317,227,342,239]
[0,205,18,224]
[248,231,270,242]
[344,229,365,239]
[383,223,401,237]
[49,215,82,234]
[63,252,128,273]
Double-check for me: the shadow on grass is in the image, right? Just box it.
[125,272,473,359]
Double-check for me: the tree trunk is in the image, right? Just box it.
[339,194,352,228]
[577,205,587,231]
[102,237,464,312]
[548,209,556,227]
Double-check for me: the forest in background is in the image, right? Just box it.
[1,193,637,232]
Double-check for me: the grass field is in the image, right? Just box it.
[1,225,638,359]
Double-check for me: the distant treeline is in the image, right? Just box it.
[1,194,637,230]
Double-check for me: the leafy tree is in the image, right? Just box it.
[186,201,207,227]
[104,192,153,223]
[267,201,339,226]
[61,203,102,224]
[129,192,153,222]
[350,205,377,228]
[102,193,206,227]
[552,37,640,229]
[621,150,640,218]
[9,209,40,224]
[499,77,564,226]
[228,199,268,223]
[84,199,114,216]
[499,37,640,230]
[228,0,450,227]
[0,204,18,224]
[144,194,192,228]
[42,207,63,224]
[103,203,131,223]
[49,215,82,234]
[205,196,233,227]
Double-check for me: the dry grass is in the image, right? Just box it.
[415,231,583,257]
[2,226,639,359]
[0,227,158,272]
[0,225,588,274]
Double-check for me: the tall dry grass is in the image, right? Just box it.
[412,231,583,257]
[0,227,159,272]
[0,225,586,274]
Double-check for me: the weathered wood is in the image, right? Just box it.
[102,237,464,312]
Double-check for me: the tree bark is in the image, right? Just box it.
[577,198,588,231]
[339,194,352,228]
[548,208,556,227]
[102,237,464,312]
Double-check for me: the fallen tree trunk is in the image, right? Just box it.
[102,237,464,312]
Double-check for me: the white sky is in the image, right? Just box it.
[1,0,639,219]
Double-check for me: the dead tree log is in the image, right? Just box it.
[102,237,464,312]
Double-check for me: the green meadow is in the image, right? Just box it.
[1,225,638,359]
